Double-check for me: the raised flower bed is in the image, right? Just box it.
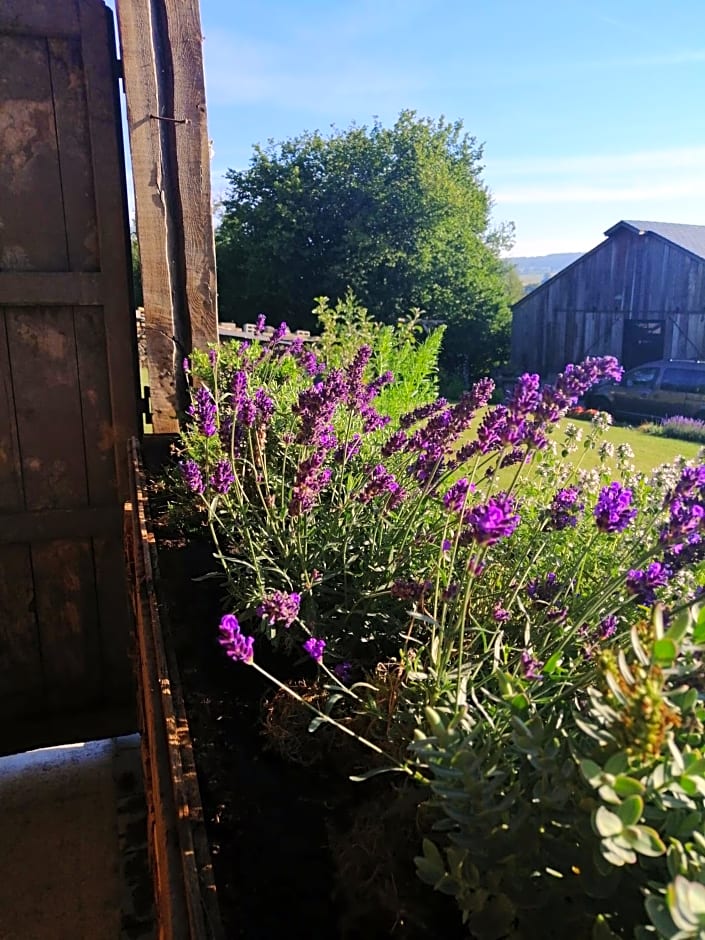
[128,309,705,939]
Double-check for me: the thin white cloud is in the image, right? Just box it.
[496,179,705,205]
[492,146,705,178]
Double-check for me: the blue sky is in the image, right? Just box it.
[114,0,705,257]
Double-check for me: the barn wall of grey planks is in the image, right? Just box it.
[511,228,705,377]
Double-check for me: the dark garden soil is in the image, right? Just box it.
[153,518,466,940]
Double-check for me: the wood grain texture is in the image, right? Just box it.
[0,544,43,720]
[0,311,23,512]
[0,0,138,740]
[0,272,104,305]
[79,0,139,499]
[32,538,102,711]
[115,0,180,432]
[48,36,100,272]
[115,0,217,432]
[7,306,88,511]
[0,0,80,37]
[0,34,68,272]
[162,0,218,350]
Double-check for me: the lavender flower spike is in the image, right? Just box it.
[210,459,235,494]
[593,482,637,534]
[303,637,326,663]
[180,458,205,494]
[464,493,520,546]
[218,614,254,663]
[257,590,301,628]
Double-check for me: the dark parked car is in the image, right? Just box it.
[585,359,705,421]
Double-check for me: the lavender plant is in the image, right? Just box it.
[174,322,705,937]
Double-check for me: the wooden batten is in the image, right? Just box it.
[115,0,217,433]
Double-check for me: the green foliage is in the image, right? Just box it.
[131,231,143,308]
[410,605,705,939]
[314,292,445,422]
[171,330,705,937]
[216,110,514,376]
[641,417,705,445]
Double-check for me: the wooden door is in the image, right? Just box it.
[0,0,139,751]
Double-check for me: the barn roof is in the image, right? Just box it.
[605,220,705,261]
[513,219,705,311]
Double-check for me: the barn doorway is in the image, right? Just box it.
[622,320,665,370]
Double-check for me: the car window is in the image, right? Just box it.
[661,368,705,394]
[623,366,659,388]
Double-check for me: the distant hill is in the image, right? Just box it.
[506,252,583,289]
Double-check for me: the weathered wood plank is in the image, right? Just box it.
[0,544,43,720]
[0,506,122,543]
[48,37,100,273]
[0,34,68,273]
[79,0,139,497]
[7,306,88,510]
[0,0,80,37]
[0,310,23,512]
[0,272,104,305]
[74,307,118,504]
[93,534,134,704]
[163,0,218,350]
[115,0,181,433]
[32,538,102,711]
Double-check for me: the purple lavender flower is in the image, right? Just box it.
[333,662,353,683]
[299,349,321,376]
[183,357,190,373]
[189,386,218,437]
[660,496,705,545]
[382,429,409,457]
[493,605,511,622]
[293,370,347,448]
[442,583,459,602]
[288,452,333,516]
[521,649,543,680]
[599,614,618,639]
[180,458,205,494]
[443,477,474,513]
[527,571,560,602]
[210,459,235,494]
[674,466,705,499]
[272,321,288,343]
[441,539,453,552]
[218,614,254,663]
[463,493,520,546]
[507,372,542,417]
[467,557,486,577]
[358,464,402,504]
[255,313,267,334]
[303,636,326,664]
[257,590,301,628]
[400,398,449,429]
[360,405,390,434]
[548,487,585,530]
[391,579,433,601]
[254,387,274,424]
[208,347,218,367]
[594,482,637,534]
[626,562,671,605]
[540,357,623,418]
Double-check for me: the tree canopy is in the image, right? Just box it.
[216,110,515,376]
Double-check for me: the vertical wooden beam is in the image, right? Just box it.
[115,0,217,433]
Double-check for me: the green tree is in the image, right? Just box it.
[216,110,514,378]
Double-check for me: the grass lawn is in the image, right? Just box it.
[553,419,702,473]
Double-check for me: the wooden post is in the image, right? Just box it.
[115,0,217,433]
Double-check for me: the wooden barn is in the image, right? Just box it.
[510,220,705,378]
